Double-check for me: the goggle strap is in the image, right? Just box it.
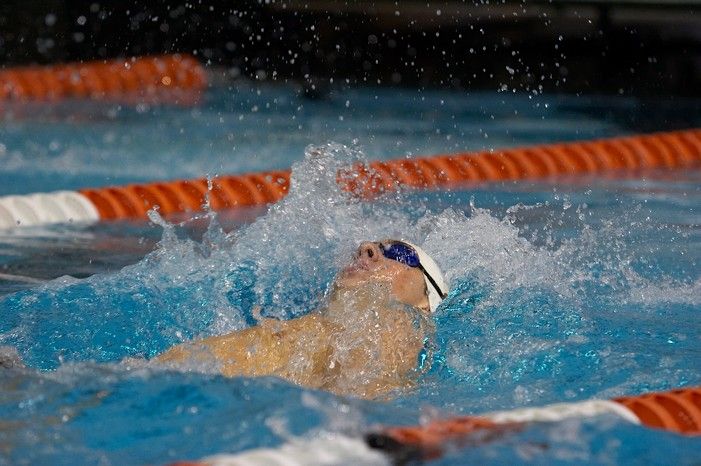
[417,263,447,299]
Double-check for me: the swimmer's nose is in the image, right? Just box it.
[357,241,381,263]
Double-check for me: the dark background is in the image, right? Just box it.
[1,0,700,96]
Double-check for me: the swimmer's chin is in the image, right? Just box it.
[335,268,376,290]
[340,261,368,276]
[336,263,368,285]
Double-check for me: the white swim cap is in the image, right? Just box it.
[400,241,448,313]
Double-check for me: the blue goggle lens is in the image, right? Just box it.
[380,242,421,268]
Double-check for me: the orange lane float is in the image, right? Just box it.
[78,170,292,222]
[345,127,701,196]
[368,386,701,463]
[0,129,700,229]
[614,387,701,435]
[170,386,701,466]
[0,54,206,103]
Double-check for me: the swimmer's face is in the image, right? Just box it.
[336,241,430,313]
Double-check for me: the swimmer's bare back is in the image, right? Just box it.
[156,303,430,399]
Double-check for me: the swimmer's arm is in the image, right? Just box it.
[155,339,202,364]
[155,326,268,364]
[156,308,281,364]
[155,312,331,365]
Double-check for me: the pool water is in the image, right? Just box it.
[0,85,700,465]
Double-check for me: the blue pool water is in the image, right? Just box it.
[0,85,700,465]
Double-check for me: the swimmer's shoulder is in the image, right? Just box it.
[276,311,338,338]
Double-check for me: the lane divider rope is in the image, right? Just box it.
[0,54,206,102]
[170,386,700,465]
[0,129,699,229]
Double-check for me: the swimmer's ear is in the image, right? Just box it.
[417,288,431,315]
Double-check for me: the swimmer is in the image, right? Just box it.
[157,240,448,399]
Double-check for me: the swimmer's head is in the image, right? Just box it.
[336,240,448,313]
